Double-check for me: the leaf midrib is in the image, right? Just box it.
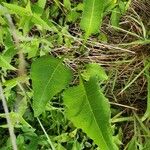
[80,78,109,149]
[39,60,62,103]
[86,0,96,37]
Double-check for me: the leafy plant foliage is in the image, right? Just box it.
[63,76,118,150]
[31,56,72,116]
[80,0,106,38]
[1,0,149,149]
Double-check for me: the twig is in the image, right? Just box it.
[110,102,138,110]
[0,83,18,150]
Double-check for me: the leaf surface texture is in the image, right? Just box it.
[31,56,72,116]
[80,0,106,37]
[63,77,118,150]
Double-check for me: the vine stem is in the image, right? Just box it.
[0,83,18,150]
[37,117,56,150]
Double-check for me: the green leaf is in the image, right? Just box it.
[0,112,32,128]
[3,2,56,32]
[104,0,116,14]
[22,39,39,59]
[110,7,121,27]
[32,0,46,15]
[3,75,29,92]
[3,47,17,63]
[17,96,27,116]
[3,28,14,49]
[0,4,9,15]
[63,0,71,10]
[37,0,47,11]
[3,3,31,16]
[82,63,108,81]
[66,10,80,23]
[19,15,33,35]
[144,138,150,150]
[0,55,16,70]
[127,136,138,150]
[80,0,106,38]
[32,14,57,32]
[142,60,150,121]
[31,56,72,117]
[63,77,118,150]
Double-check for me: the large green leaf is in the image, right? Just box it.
[80,0,107,38]
[63,77,118,150]
[31,56,72,117]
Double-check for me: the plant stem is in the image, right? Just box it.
[5,13,27,112]
[0,83,18,150]
[37,117,56,150]
[5,14,26,77]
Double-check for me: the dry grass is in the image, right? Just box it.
[51,0,150,148]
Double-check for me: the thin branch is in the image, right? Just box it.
[0,83,18,150]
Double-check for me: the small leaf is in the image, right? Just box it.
[17,96,27,116]
[3,75,29,92]
[66,10,80,22]
[19,15,33,35]
[0,4,9,15]
[63,0,71,10]
[3,2,56,32]
[144,138,150,150]
[104,0,116,13]
[127,136,138,150]
[98,32,108,43]
[37,0,47,11]
[32,0,47,15]
[80,0,106,38]
[110,7,121,27]
[82,63,108,81]
[31,56,72,117]
[63,77,118,149]
[0,55,16,70]
[3,28,14,48]
[142,60,150,121]
[32,14,57,31]
[3,3,31,16]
